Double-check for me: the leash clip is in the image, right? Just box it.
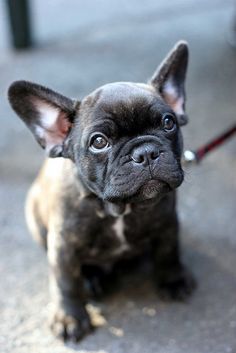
[182,150,198,166]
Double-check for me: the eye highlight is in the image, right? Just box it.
[162,113,176,131]
[89,133,110,152]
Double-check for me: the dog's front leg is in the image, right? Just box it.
[152,215,196,301]
[47,231,92,342]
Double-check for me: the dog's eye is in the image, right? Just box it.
[162,114,176,131]
[90,133,110,151]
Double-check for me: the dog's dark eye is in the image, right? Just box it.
[162,114,176,131]
[90,134,110,151]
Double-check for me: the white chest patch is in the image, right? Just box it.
[112,216,131,255]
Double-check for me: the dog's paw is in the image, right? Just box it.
[156,268,196,301]
[50,308,93,342]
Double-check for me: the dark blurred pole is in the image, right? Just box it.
[228,2,236,47]
[233,6,236,46]
[6,0,32,49]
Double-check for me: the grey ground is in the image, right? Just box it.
[1,0,236,352]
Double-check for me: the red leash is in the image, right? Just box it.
[183,124,236,165]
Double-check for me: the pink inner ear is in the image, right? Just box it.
[34,100,72,151]
[164,94,184,116]
[162,79,184,116]
[43,112,72,151]
[57,111,71,135]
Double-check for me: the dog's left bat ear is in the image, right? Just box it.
[149,41,189,126]
[8,80,77,157]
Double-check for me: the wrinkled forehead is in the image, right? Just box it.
[93,82,160,110]
[80,82,171,134]
[85,82,167,118]
[97,82,155,101]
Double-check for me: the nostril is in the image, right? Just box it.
[131,153,144,164]
[150,150,159,160]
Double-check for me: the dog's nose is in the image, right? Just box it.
[131,143,160,165]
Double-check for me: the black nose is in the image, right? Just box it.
[131,143,160,165]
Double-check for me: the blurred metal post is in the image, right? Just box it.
[6,0,32,49]
[228,2,236,47]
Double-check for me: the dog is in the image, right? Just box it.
[8,41,195,342]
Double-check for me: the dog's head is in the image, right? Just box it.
[8,41,189,209]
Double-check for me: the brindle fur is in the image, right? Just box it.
[8,41,195,342]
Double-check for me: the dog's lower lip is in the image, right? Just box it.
[104,179,171,203]
[139,180,171,199]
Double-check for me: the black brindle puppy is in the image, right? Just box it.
[8,41,195,341]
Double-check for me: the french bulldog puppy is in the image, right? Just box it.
[8,41,195,342]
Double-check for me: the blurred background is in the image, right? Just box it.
[1,1,236,352]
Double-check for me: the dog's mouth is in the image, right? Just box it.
[103,179,171,216]
[136,179,171,199]
[106,178,171,201]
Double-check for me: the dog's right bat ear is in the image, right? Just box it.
[149,41,189,126]
[8,80,77,157]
